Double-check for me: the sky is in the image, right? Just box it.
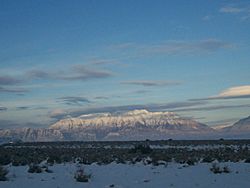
[0,0,250,129]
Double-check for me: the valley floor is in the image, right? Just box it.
[1,162,250,188]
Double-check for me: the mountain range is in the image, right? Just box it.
[0,110,249,142]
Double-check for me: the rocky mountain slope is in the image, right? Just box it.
[0,128,64,142]
[0,110,215,141]
[2,110,250,142]
[223,116,250,133]
[49,110,213,140]
[51,110,211,130]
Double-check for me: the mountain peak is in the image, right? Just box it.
[0,110,216,142]
[228,115,250,131]
[49,110,213,140]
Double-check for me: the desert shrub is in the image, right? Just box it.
[79,157,92,165]
[131,156,142,164]
[41,165,53,173]
[130,144,152,154]
[210,163,222,174]
[20,160,28,166]
[61,155,72,163]
[152,159,168,166]
[245,158,250,163]
[223,166,230,173]
[115,157,126,164]
[28,164,42,173]
[12,160,20,166]
[143,157,152,165]
[75,173,91,182]
[202,156,214,163]
[74,167,91,182]
[44,167,53,173]
[0,166,8,181]
[210,163,230,174]
[186,159,196,166]
[150,152,172,164]
[11,157,27,166]
[0,155,11,165]
[47,155,62,164]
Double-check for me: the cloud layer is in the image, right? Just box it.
[63,65,113,81]
[216,85,250,99]
[0,75,22,85]
[57,96,91,106]
[191,85,250,101]
[0,106,7,111]
[0,64,114,94]
[173,104,250,112]
[219,4,250,20]
[112,39,232,57]
[220,6,244,13]
[121,80,180,87]
[49,101,206,120]
[0,86,29,93]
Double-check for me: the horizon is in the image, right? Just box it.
[0,0,250,129]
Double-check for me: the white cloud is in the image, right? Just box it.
[50,109,69,119]
[219,4,250,20]
[202,15,212,21]
[217,85,250,98]
[220,6,244,13]
[191,85,250,101]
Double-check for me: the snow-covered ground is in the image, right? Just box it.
[1,162,250,188]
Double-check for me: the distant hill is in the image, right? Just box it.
[223,116,250,132]
[49,109,214,141]
[0,110,249,141]
[0,110,214,141]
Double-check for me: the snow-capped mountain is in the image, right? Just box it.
[49,110,213,140]
[0,110,215,141]
[50,109,211,131]
[0,128,64,142]
[223,116,250,132]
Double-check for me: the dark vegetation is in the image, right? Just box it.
[210,163,230,174]
[28,164,42,173]
[74,166,91,182]
[0,166,8,181]
[129,144,153,154]
[0,140,249,166]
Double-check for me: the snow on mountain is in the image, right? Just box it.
[211,124,232,130]
[223,116,250,132]
[0,128,64,142]
[50,109,208,130]
[48,110,213,140]
[0,110,215,141]
[50,110,210,130]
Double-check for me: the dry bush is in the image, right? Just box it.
[0,166,8,181]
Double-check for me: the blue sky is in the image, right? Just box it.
[0,0,250,128]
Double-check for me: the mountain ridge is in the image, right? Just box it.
[223,116,250,132]
[50,109,210,131]
[0,110,250,142]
